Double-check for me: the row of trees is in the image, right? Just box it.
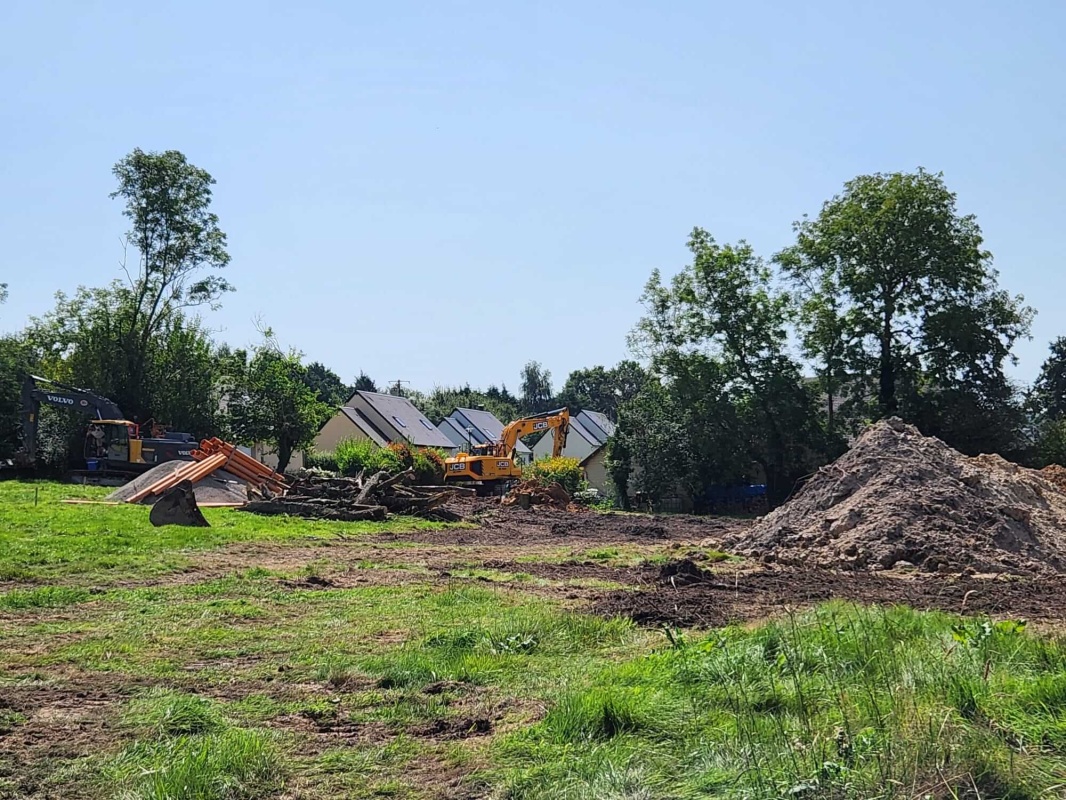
[608,169,1061,509]
[0,148,647,472]
[3,152,1064,507]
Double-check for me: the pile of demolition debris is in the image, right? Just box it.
[108,438,287,507]
[730,418,1066,575]
[240,469,472,522]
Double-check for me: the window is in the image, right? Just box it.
[392,415,407,428]
[420,419,434,430]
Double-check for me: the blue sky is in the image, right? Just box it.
[2,1,1063,392]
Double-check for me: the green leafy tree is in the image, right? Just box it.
[1027,337,1066,466]
[608,381,689,507]
[225,342,330,473]
[520,361,554,414]
[632,229,829,505]
[411,384,521,425]
[777,169,1032,428]
[1035,337,1066,422]
[109,148,231,421]
[0,334,34,458]
[352,371,378,394]
[25,286,221,436]
[557,360,651,421]
[303,362,351,408]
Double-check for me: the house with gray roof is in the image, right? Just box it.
[531,409,616,463]
[311,390,454,454]
[436,408,533,463]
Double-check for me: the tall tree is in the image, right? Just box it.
[0,334,34,458]
[632,229,829,505]
[1035,337,1066,422]
[225,342,329,473]
[26,285,222,436]
[608,381,689,507]
[777,169,1031,421]
[303,362,351,408]
[109,148,231,421]
[519,361,553,414]
[352,371,378,394]
[557,360,651,421]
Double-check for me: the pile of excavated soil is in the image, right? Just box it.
[730,418,1066,575]
[107,460,248,506]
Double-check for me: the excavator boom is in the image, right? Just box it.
[20,375,127,463]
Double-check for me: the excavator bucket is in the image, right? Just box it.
[149,480,210,527]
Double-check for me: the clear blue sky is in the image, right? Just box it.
[2,1,1063,392]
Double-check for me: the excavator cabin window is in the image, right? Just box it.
[84,423,130,463]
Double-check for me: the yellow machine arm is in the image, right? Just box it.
[497,408,570,457]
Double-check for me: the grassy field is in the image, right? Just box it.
[1,481,1065,799]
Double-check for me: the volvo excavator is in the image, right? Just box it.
[443,408,569,492]
[17,375,196,475]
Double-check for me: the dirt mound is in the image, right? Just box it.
[658,558,708,586]
[1041,464,1066,493]
[732,418,1066,575]
[107,460,248,506]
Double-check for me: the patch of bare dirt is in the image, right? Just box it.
[594,563,1066,628]
[0,679,130,800]
[469,558,646,585]
[375,506,746,547]
[730,418,1066,575]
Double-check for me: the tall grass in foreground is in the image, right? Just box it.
[497,603,1066,799]
[104,689,283,800]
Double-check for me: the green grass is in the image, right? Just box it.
[496,603,1066,799]
[104,727,283,800]
[7,481,1066,799]
[0,480,458,583]
[122,687,226,737]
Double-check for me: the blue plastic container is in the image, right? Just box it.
[86,459,99,471]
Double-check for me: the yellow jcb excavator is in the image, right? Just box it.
[443,408,569,493]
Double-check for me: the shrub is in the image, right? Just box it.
[335,438,403,477]
[303,449,339,472]
[526,456,586,496]
[413,448,446,485]
[387,442,415,470]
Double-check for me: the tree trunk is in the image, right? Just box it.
[825,370,835,434]
[880,301,896,416]
[276,438,293,474]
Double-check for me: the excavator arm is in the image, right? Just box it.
[498,408,570,457]
[20,375,126,463]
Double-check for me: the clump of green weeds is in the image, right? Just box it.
[104,688,283,799]
[497,603,1066,799]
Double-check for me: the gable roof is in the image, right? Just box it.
[450,408,532,455]
[352,391,455,449]
[564,417,600,447]
[436,417,472,449]
[576,410,615,444]
[339,407,389,447]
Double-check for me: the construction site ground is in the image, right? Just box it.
[2,480,1066,799]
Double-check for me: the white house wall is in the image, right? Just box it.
[532,428,596,462]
